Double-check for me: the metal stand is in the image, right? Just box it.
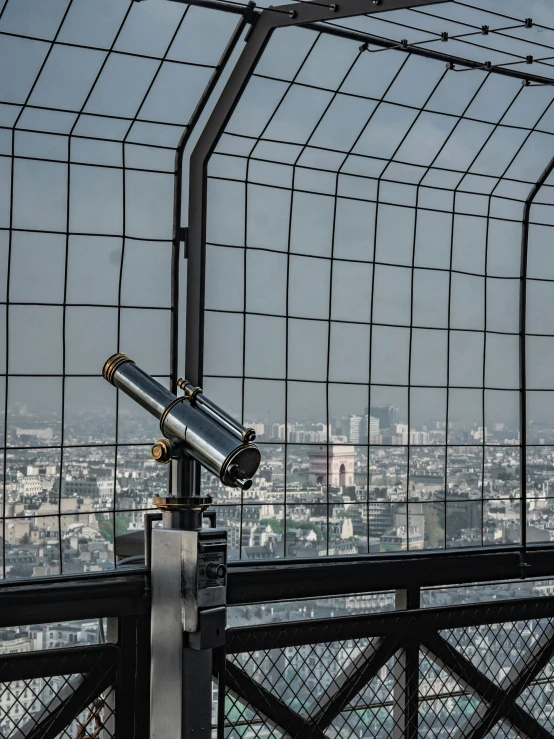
[149,487,227,739]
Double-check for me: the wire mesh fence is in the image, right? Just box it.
[0,0,253,579]
[0,677,115,739]
[192,0,554,562]
[217,596,554,738]
[4,0,554,575]
[0,645,120,739]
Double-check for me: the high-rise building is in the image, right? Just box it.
[370,406,399,432]
[369,416,380,436]
[348,415,363,443]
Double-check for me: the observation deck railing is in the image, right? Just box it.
[0,549,553,738]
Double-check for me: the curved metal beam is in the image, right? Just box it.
[184,0,451,389]
[519,154,554,548]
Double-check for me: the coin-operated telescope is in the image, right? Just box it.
[103,353,261,739]
[103,352,260,495]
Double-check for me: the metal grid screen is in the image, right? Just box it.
[217,599,554,738]
[4,0,554,576]
[0,0,242,578]
[199,1,554,559]
[0,645,119,738]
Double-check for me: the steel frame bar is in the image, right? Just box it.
[0,572,148,628]
[0,636,148,739]
[27,665,115,739]
[223,659,328,739]
[392,588,420,739]
[13,676,84,739]
[310,634,403,730]
[2,548,554,619]
[519,154,554,548]
[168,0,249,16]
[0,646,118,682]
[221,636,402,738]
[303,21,554,86]
[116,615,151,739]
[185,0,451,391]
[168,8,250,495]
[1,647,118,739]
[226,546,554,605]
[454,623,554,738]
[171,11,250,396]
[421,633,554,739]
[225,595,554,652]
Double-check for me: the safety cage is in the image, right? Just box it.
[2,0,554,736]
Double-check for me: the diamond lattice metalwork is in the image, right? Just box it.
[224,688,283,739]
[0,673,114,739]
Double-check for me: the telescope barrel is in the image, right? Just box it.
[103,353,174,417]
[103,354,260,489]
[177,379,256,443]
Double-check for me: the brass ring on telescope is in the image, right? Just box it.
[159,396,187,436]
[177,378,203,403]
[188,386,202,403]
[103,353,133,385]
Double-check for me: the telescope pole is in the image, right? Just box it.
[102,355,235,738]
[149,470,226,738]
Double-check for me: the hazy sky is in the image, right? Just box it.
[1,0,554,439]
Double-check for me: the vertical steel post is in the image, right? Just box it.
[520,154,554,550]
[393,588,420,739]
[150,498,227,739]
[150,516,209,738]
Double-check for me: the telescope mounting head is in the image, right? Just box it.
[102,353,261,515]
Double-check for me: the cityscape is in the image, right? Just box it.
[0,393,553,578]
[0,376,552,739]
